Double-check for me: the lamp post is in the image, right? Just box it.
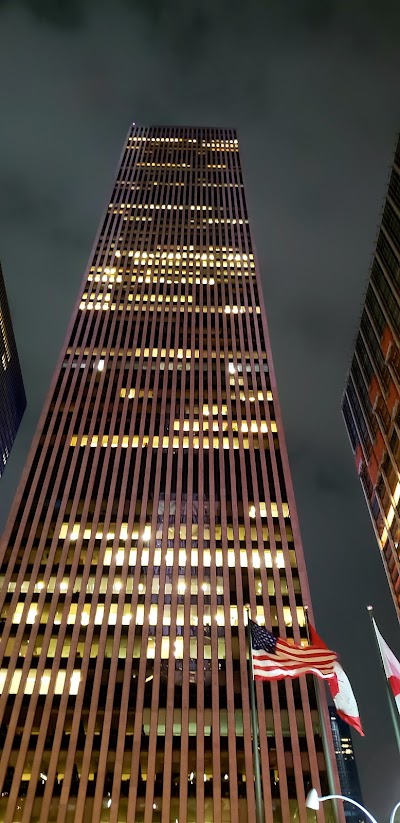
[306,789,400,823]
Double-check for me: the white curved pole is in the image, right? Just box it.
[390,801,400,823]
[319,794,378,823]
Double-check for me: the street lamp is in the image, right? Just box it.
[305,789,376,823]
[306,789,400,823]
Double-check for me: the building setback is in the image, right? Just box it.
[0,126,340,822]
[342,135,400,618]
[0,262,26,476]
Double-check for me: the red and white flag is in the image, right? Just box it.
[372,618,400,715]
[309,622,364,736]
[329,662,365,736]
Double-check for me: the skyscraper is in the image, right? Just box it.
[329,708,366,823]
[0,261,26,476]
[0,126,339,822]
[342,135,400,618]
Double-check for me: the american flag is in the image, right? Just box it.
[249,620,337,681]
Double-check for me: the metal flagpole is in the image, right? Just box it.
[245,607,265,823]
[367,606,400,754]
[304,607,340,823]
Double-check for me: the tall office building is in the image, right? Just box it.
[342,136,400,617]
[0,262,26,476]
[0,126,339,822]
[329,708,365,823]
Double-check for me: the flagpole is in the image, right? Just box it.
[367,606,400,754]
[245,607,265,823]
[304,608,340,823]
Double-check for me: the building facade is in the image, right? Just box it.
[0,262,26,476]
[342,136,400,618]
[0,126,339,822]
[329,708,365,823]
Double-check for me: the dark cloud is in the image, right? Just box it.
[0,172,57,223]
[312,461,348,496]
[0,1,399,818]
[1,0,85,27]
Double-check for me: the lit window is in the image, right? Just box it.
[70,671,81,695]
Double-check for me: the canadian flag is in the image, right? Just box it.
[309,622,364,736]
[372,618,400,715]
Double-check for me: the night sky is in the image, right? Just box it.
[0,0,399,818]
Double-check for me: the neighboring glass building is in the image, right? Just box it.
[0,262,26,476]
[342,135,400,618]
[329,708,366,823]
[0,126,340,822]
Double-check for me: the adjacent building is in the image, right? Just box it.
[329,708,366,823]
[0,262,26,476]
[342,135,400,618]
[0,126,340,822]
